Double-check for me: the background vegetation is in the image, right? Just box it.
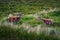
[0,0,60,40]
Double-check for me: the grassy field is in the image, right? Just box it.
[0,26,60,40]
[0,0,60,40]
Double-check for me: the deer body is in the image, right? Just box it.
[34,14,53,26]
[8,14,22,23]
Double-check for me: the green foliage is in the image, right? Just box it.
[48,11,60,16]
[19,15,43,27]
[0,0,60,16]
[0,26,60,40]
[0,0,60,39]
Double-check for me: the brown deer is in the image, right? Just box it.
[8,13,23,23]
[34,14,53,26]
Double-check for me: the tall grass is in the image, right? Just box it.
[0,26,60,40]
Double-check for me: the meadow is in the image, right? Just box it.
[0,0,60,40]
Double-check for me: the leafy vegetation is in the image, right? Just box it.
[0,26,60,40]
[0,0,60,40]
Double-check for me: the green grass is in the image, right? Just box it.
[0,26,60,40]
[0,0,60,16]
[0,0,60,40]
[18,15,43,27]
